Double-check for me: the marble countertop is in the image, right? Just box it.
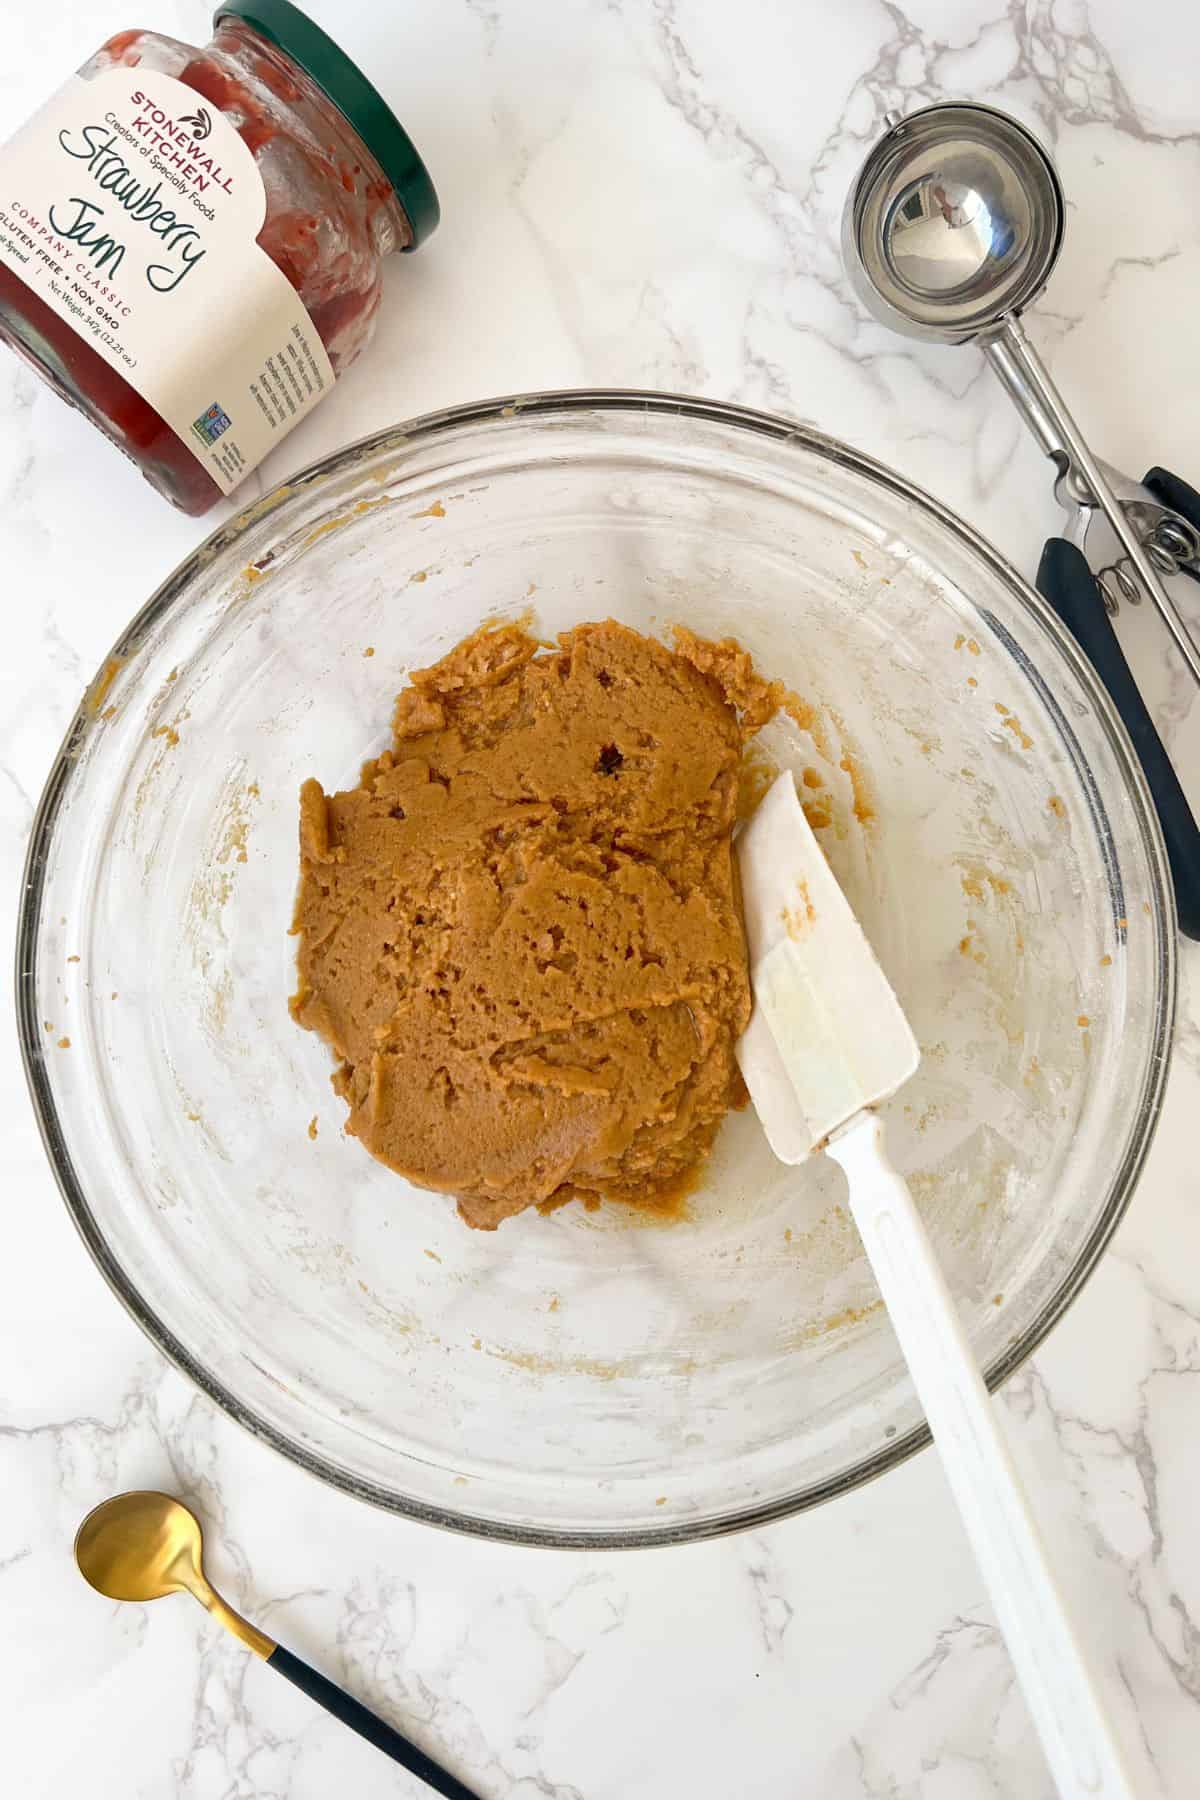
[4,1,1199,1794]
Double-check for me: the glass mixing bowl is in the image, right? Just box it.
[19,393,1175,1547]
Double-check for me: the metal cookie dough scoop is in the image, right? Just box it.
[844,101,1200,937]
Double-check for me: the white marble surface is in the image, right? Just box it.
[4,1,1200,1794]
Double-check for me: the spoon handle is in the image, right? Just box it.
[267,1644,483,1799]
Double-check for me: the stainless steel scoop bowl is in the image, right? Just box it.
[843,102,1063,343]
[843,101,1200,689]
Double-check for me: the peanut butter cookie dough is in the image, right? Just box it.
[290,619,787,1229]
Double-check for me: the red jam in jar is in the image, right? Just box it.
[0,0,438,513]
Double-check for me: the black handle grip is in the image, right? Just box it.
[1037,537,1200,939]
[1143,464,1200,545]
[268,1644,483,1799]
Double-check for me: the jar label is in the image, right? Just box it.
[0,69,335,494]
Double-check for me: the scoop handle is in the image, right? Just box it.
[827,1112,1136,1800]
[1037,536,1200,940]
[985,317,1200,684]
[1143,465,1200,574]
[268,1645,483,1799]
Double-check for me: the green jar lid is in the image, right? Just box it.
[214,0,439,247]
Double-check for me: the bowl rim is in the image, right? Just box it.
[16,387,1178,1549]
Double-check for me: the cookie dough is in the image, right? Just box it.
[289,619,785,1229]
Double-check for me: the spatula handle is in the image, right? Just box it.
[828,1112,1136,1800]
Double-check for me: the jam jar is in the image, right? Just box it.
[0,0,438,513]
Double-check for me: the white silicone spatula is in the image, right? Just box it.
[737,772,1135,1800]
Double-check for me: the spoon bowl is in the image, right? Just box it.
[75,1491,206,1605]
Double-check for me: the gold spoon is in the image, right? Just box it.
[75,1492,481,1799]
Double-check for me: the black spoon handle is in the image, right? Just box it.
[268,1644,483,1799]
[1036,536,1200,940]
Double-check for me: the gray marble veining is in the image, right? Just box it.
[3,1,1199,1794]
